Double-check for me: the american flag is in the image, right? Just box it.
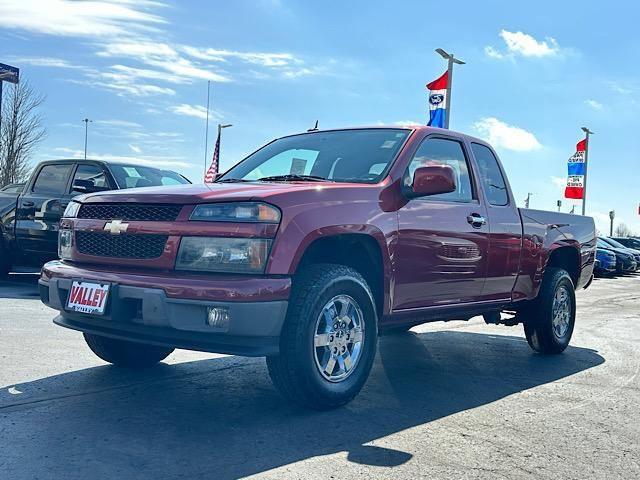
[204,129,221,183]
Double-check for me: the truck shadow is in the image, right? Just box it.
[0,272,40,300]
[1,331,604,479]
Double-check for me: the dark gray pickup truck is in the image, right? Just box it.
[0,159,189,276]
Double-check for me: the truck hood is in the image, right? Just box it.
[79,181,372,205]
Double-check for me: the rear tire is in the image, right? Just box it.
[522,267,576,354]
[266,264,378,410]
[83,333,174,368]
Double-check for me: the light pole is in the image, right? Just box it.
[557,200,562,212]
[82,118,92,159]
[581,126,594,216]
[435,48,465,129]
[609,210,615,236]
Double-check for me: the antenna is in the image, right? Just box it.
[307,120,319,132]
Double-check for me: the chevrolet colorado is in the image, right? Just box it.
[39,126,596,409]
[0,159,189,275]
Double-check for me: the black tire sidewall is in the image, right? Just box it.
[287,268,378,404]
[525,268,576,353]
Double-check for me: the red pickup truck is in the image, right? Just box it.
[39,126,596,409]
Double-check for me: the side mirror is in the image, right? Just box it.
[72,178,108,193]
[409,165,457,198]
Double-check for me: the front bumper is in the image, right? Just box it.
[40,262,290,356]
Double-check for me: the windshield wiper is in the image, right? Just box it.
[215,178,254,183]
[257,174,327,182]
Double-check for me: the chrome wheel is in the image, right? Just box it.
[313,294,365,382]
[552,285,571,338]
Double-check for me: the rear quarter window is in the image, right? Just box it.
[471,143,509,206]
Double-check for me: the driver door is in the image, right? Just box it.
[394,136,490,310]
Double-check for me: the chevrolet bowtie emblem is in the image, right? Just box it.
[103,219,129,235]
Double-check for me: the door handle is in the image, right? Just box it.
[22,201,35,207]
[467,213,487,228]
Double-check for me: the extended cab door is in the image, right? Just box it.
[15,162,74,257]
[469,142,522,302]
[394,135,490,310]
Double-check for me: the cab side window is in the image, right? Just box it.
[72,164,109,192]
[32,164,73,195]
[471,143,509,206]
[406,137,473,202]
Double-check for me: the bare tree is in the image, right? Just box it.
[0,80,46,187]
[614,223,635,238]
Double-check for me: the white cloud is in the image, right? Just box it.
[551,176,566,190]
[169,103,221,120]
[95,119,143,129]
[70,77,175,97]
[182,46,324,79]
[129,144,142,154]
[473,117,542,151]
[585,99,603,110]
[483,46,504,60]
[0,0,165,38]
[52,147,189,169]
[485,30,560,60]
[7,56,85,69]
[393,120,421,127]
[500,30,559,57]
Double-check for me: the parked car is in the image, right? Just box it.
[594,248,617,277]
[599,237,640,271]
[0,159,190,276]
[39,126,596,409]
[611,236,640,251]
[597,238,637,273]
[0,182,25,193]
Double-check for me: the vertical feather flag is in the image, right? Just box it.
[426,71,448,128]
[204,128,221,183]
[565,139,587,199]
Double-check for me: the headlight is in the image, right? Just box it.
[58,229,73,260]
[190,202,280,223]
[63,201,81,218]
[176,237,271,273]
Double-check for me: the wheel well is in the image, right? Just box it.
[547,246,580,287]
[296,234,385,315]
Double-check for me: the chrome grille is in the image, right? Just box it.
[78,204,182,222]
[76,232,168,259]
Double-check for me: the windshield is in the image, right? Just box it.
[601,237,627,249]
[108,164,190,189]
[219,129,411,183]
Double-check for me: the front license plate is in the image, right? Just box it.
[67,281,110,315]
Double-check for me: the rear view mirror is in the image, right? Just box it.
[409,165,457,198]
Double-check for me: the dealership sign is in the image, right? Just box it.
[0,63,20,84]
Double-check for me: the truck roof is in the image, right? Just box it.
[277,125,490,146]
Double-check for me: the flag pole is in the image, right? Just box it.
[204,80,211,177]
[581,126,594,215]
[435,48,465,129]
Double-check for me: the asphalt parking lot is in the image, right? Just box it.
[1,273,639,480]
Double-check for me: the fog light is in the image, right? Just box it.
[206,306,230,330]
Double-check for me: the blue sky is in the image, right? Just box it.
[1,0,639,233]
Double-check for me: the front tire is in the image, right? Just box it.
[266,264,378,410]
[522,267,576,354]
[84,333,174,368]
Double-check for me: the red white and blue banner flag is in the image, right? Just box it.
[564,138,587,199]
[426,71,448,128]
